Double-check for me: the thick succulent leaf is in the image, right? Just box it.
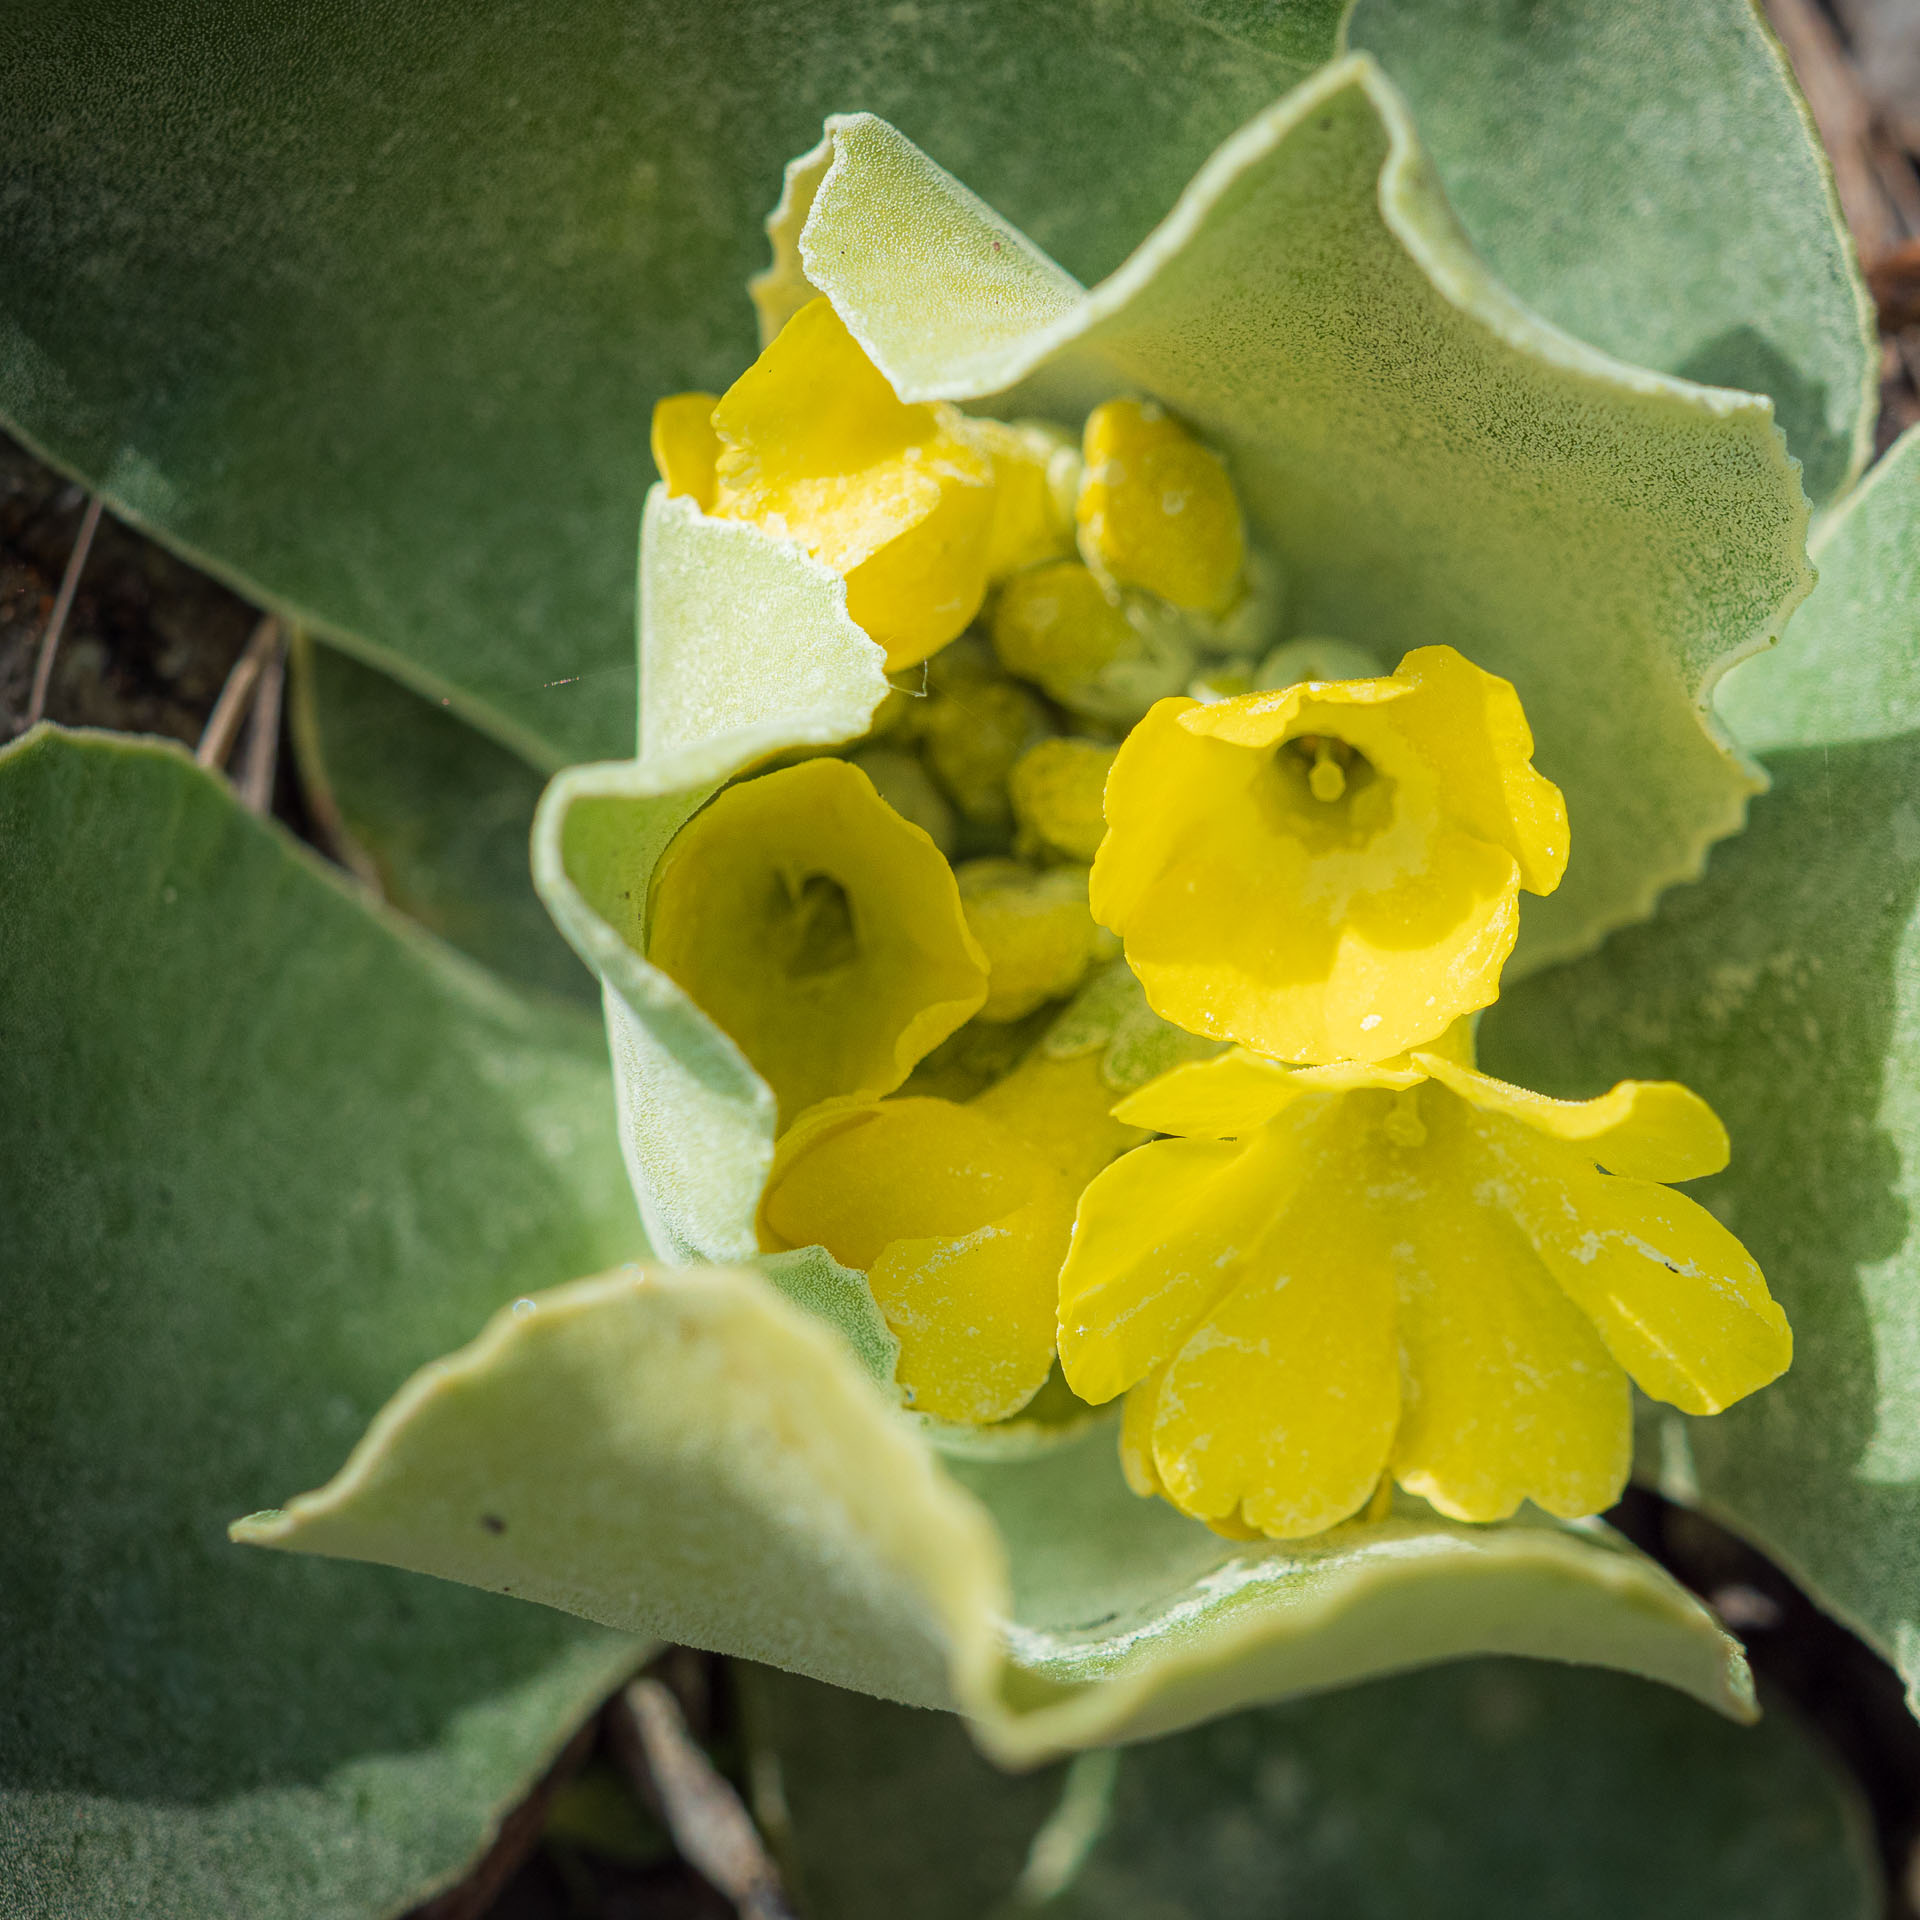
[0,730,648,1917]
[249,1266,1757,1765]
[740,1659,1876,1920]
[1483,427,1920,1706]
[0,0,1345,770]
[1346,0,1876,508]
[942,1422,1753,1752]
[788,61,1810,971]
[289,636,596,1006]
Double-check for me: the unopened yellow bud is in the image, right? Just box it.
[649,392,721,510]
[648,758,987,1123]
[707,297,996,671]
[1078,398,1244,615]
[990,562,1191,722]
[969,418,1081,580]
[992,562,1134,692]
[902,639,1050,832]
[848,745,956,854]
[1008,737,1115,864]
[957,858,1111,1021]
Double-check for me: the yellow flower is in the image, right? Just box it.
[760,1049,1141,1422]
[651,297,1077,673]
[1090,644,1568,1064]
[1058,1029,1791,1538]
[647,757,988,1125]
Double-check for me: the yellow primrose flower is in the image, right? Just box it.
[1091,643,1568,1065]
[647,757,988,1124]
[653,296,1000,671]
[1058,1029,1792,1539]
[761,1048,1141,1423]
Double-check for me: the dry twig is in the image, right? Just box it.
[195,614,280,770]
[614,1678,796,1920]
[23,493,103,730]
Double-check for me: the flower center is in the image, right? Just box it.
[775,870,858,978]
[1292,733,1358,802]
[1380,1086,1428,1150]
[1273,731,1385,843]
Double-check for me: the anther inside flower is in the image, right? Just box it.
[1091,644,1569,1064]
[647,757,988,1123]
[1057,1026,1792,1538]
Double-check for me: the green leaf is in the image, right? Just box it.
[0,0,1344,769]
[1346,0,1875,508]
[1482,425,1920,1708]
[0,728,647,1917]
[739,1658,1877,1920]
[289,635,596,1006]
[245,1265,1759,1764]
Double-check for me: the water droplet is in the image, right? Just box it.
[511,1297,537,1316]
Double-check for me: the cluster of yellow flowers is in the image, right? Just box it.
[647,298,1792,1540]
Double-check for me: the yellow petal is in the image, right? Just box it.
[648,758,987,1123]
[1077,398,1244,615]
[1118,1363,1170,1498]
[1009,737,1115,864]
[1384,646,1569,895]
[969,1043,1145,1190]
[1112,1048,1418,1139]
[1486,1119,1793,1416]
[1148,1184,1399,1538]
[759,1095,1066,1422]
[969,417,1080,579]
[1388,1135,1632,1523]
[649,392,721,509]
[1058,1099,1345,1403]
[709,296,995,671]
[1416,1052,1729,1183]
[1057,1136,1252,1406]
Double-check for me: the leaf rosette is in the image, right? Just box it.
[233,49,1828,1760]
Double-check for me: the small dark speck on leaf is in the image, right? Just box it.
[480,1513,507,1534]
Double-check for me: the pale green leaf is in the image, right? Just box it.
[245,1266,1758,1764]
[740,1659,1876,1920]
[0,0,1343,769]
[1346,0,1875,508]
[787,63,1810,970]
[1483,426,1920,1708]
[0,729,648,1917]
[289,635,596,1006]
